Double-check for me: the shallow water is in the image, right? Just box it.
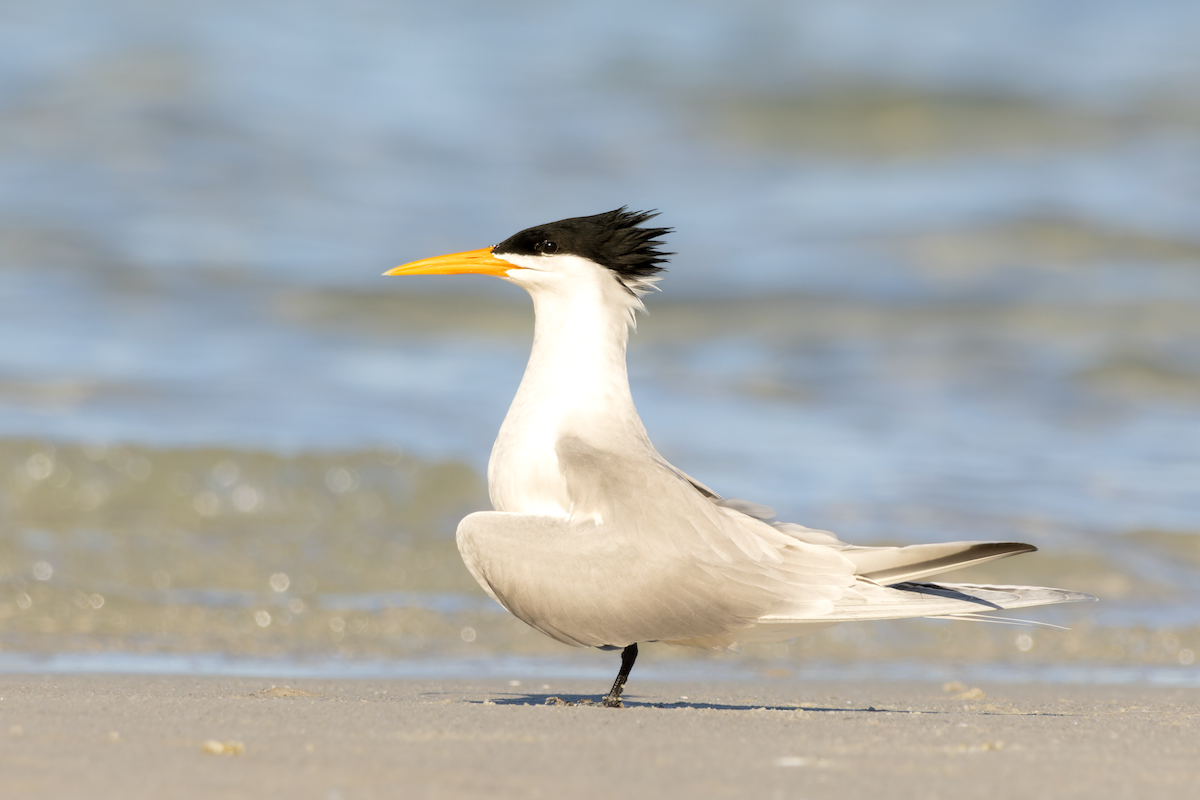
[2,0,1199,679]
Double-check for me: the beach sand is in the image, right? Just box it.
[1,673,1197,799]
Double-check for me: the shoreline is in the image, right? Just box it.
[2,673,1197,799]
[1,649,1198,688]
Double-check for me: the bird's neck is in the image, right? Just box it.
[488,280,649,515]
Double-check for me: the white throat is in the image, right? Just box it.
[487,255,652,517]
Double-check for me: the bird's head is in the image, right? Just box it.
[386,208,672,298]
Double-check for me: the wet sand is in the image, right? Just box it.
[2,673,1197,799]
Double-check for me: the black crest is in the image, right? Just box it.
[492,208,672,281]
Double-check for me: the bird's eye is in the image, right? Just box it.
[536,240,558,254]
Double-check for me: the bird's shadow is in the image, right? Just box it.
[470,693,1068,716]
[475,692,922,713]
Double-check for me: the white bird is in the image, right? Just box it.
[386,208,1095,707]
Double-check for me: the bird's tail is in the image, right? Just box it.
[814,580,1096,624]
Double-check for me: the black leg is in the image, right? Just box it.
[601,643,638,708]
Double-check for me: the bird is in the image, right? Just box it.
[385,208,1095,707]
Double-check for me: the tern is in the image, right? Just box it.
[386,208,1094,707]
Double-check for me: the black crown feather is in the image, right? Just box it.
[492,207,672,281]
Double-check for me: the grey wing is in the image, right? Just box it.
[461,437,1095,650]
[457,436,861,648]
[456,510,766,648]
[456,508,859,648]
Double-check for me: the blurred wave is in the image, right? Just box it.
[2,439,1197,674]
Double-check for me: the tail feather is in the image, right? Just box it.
[925,612,1072,631]
[668,582,1094,649]
[811,581,1097,623]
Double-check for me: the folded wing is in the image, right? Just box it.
[457,437,1095,650]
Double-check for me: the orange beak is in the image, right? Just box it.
[384,247,513,278]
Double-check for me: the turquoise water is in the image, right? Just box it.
[2,0,1199,679]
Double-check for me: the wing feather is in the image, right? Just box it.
[457,436,1094,651]
[839,541,1037,584]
